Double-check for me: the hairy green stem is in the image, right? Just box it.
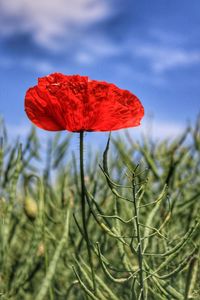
[79,132,96,294]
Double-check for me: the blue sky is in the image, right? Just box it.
[0,0,200,142]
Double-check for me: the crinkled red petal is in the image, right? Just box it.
[24,73,144,132]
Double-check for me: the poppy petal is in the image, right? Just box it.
[25,73,144,132]
[86,80,144,131]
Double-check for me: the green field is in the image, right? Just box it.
[0,119,199,300]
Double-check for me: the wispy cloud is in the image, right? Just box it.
[133,44,200,73]
[74,36,121,65]
[0,56,55,73]
[0,0,113,49]
[5,122,52,146]
[139,119,186,139]
[21,58,55,73]
[115,120,186,147]
[5,118,186,145]
[6,122,31,139]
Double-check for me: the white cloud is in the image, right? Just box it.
[75,51,94,65]
[112,63,167,86]
[140,119,185,139]
[5,121,51,146]
[22,58,55,73]
[6,117,186,142]
[0,56,55,73]
[5,122,37,139]
[5,122,31,140]
[0,0,112,49]
[74,36,121,64]
[134,44,200,73]
[116,118,186,141]
[149,29,186,46]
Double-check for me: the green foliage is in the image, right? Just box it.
[0,119,199,300]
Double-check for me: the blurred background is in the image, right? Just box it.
[0,0,200,144]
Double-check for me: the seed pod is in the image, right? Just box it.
[24,196,38,220]
[37,242,45,257]
[0,196,6,218]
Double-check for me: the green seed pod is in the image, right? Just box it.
[0,196,6,205]
[24,197,38,220]
[37,242,45,257]
[0,196,6,218]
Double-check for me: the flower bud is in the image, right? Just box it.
[24,197,38,220]
[37,242,45,256]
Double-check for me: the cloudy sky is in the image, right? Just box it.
[0,0,200,142]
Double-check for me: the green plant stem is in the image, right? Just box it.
[79,131,96,294]
[132,174,144,300]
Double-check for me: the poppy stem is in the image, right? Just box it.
[79,132,96,294]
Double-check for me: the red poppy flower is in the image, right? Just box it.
[25,73,144,132]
